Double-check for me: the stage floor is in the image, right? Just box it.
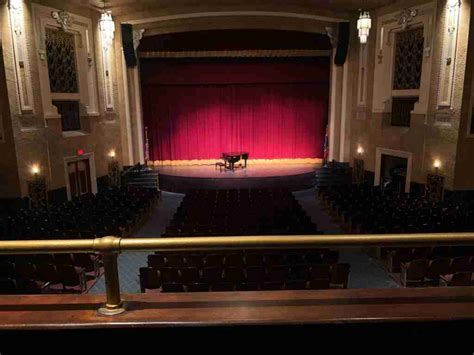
[156,163,320,192]
[155,163,320,178]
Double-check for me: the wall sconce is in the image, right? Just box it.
[356,146,364,155]
[357,10,372,44]
[30,164,40,176]
[108,149,116,159]
[433,159,442,173]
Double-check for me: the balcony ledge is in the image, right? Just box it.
[0,287,472,330]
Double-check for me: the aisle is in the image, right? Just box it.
[88,191,184,294]
[90,188,398,294]
[293,188,399,288]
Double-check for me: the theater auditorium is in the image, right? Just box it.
[0,0,473,345]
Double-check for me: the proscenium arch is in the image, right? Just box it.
[119,10,343,165]
[120,10,348,37]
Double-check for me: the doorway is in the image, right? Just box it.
[380,154,408,193]
[374,148,412,193]
[67,159,92,198]
[64,153,98,200]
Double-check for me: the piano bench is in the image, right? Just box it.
[215,162,225,172]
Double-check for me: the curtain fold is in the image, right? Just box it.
[141,61,329,161]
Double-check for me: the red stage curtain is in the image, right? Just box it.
[141,60,329,161]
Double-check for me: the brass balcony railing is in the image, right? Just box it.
[0,233,473,316]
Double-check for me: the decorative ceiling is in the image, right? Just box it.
[71,0,394,18]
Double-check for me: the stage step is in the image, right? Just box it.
[315,161,352,188]
[122,165,160,190]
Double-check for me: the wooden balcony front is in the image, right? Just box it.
[0,287,472,330]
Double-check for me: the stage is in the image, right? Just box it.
[156,163,320,193]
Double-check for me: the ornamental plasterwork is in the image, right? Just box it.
[397,8,418,31]
[51,10,73,31]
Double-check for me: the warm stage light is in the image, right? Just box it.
[31,164,40,175]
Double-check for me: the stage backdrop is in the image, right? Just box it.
[141,58,330,162]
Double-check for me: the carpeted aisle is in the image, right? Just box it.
[88,191,184,294]
[90,188,398,294]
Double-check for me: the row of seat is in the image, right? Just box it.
[140,263,350,292]
[0,253,101,294]
[164,188,320,236]
[384,247,474,273]
[318,184,474,234]
[147,250,339,269]
[401,258,474,287]
[0,186,159,240]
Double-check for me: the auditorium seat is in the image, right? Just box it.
[185,254,204,268]
[225,253,245,267]
[139,267,160,292]
[188,283,210,292]
[224,267,245,283]
[262,281,284,290]
[202,267,223,283]
[424,258,452,286]
[56,265,85,293]
[308,279,331,289]
[162,283,184,293]
[285,280,307,290]
[400,260,430,287]
[0,278,17,294]
[330,263,350,289]
[246,266,265,283]
[204,254,225,267]
[160,268,180,284]
[180,267,200,284]
[245,253,265,267]
[236,282,259,291]
[148,254,167,269]
[211,282,234,292]
[440,272,473,287]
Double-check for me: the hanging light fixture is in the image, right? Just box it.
[99,1,115,51]
[357,10,371,44]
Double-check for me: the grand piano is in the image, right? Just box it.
[222,152,249,171]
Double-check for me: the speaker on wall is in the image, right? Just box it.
[334,22,350,66]
[121,24,137,67]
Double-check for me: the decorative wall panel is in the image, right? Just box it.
[33,4,99,119]
[437,1,461,108]
[8,0,35,114]
[393,28,424,90]
[45,28,79,93]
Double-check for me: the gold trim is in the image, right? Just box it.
[0,233,473,316]
[139,49,332,58]
[0,233,473,255]
[152,158,322,166]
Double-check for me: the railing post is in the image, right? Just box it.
[94,236,126,316]
[98,252,125,316]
